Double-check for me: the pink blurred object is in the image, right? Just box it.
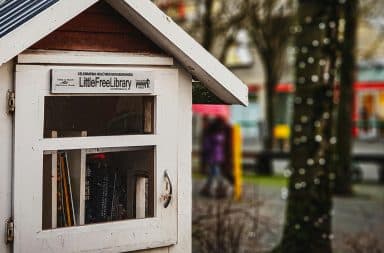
[192,104,230,120]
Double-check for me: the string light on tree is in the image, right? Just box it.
[311,75,319,82]
[305,16,312,23]
[280,1,340,251]
[294,124,303,132]
[319,158,326,165]
[312,40,320,47]
[300,115,309,123]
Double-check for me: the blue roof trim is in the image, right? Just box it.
[0,0,59,38]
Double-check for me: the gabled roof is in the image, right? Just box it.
[0,0,248,105]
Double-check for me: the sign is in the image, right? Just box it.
[51,69,154,94]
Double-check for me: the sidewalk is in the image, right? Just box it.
[192,177,384,253]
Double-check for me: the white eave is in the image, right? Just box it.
[0,0,248,106]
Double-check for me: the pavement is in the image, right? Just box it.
[192,178,384,253]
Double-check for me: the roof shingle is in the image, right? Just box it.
[0,0,58,38]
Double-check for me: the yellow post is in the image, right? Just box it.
[232,124,243,200]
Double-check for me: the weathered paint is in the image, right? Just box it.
[0,60,13,253]
[136,66,192,253]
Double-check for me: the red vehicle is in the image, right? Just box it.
[272,81,384,140]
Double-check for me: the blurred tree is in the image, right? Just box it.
[333,0,358,195]
[155,0,248,104]
[357,0,383,60]
[157,0,296,174]
[173,0,248,62]
[245,0,295,174]
[278,1,342,252]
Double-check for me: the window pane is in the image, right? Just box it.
[42,147,155,230]
[44,96,154,138]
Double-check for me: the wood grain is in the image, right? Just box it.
[30,2,165,54]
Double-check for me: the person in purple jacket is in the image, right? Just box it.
[200,117,232,198]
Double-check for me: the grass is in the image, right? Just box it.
[352,183,384,201]
[192,171,288,188]
[243,173,288,187]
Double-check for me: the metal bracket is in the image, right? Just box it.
[5,218,14,244]
[7,90,15,114]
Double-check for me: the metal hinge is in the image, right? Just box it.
[5,218,14,244]
[7,90,15,114]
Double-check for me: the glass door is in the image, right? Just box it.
[13,64,179,253]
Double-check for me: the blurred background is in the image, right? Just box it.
[155,1,383,253]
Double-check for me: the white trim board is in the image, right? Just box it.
[0,0,248,105]
[17,50,174,66]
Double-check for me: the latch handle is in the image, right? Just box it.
[163,171,173,208]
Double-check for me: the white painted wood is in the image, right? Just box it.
[41,135,158,151]
[169,67,192,253]
[0,0,98,66]
[18,50,174,66]
[1,0,248,105]
[0,60,14,253]
[139,248,169,253]
[136,177,147,219]
[133,68,193,253]
[13,64,178,253]
[15,63,175,76]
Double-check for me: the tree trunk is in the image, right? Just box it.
[280,1,339,252]
[256,65,276,175]
[379,164,384,184]
[334,0,358,196]
[202,0,214,51]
